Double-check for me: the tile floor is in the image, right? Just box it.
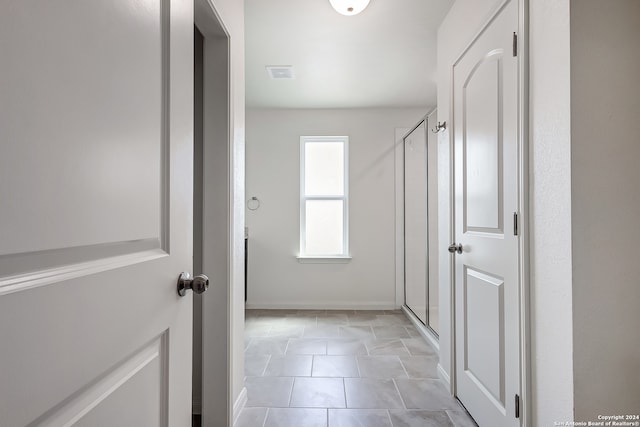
[237,309,477,427]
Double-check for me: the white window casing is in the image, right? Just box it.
[298,136,350,262]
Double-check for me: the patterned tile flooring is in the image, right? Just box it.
[237,309,477,427]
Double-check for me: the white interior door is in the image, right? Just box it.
[0,1,194,426]
[452,1,521,426]
[404,122,428,325]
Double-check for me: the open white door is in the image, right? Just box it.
[0,1,195,426]
[452,1,521,426]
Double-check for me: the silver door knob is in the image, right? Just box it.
[448,243,463,254]
[177,272,209,296]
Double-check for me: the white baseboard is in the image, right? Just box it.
[232,387,247,426]
[401,305,440,351]
[400,305,453,395]
[245,302,398,310]
[438,363,451,393]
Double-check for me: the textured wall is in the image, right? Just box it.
[529,0,575,424]
[571,0,640,419]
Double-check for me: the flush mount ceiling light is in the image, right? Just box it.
[266,66,295,79]
[329,0,371,16]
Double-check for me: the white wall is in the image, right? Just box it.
[246,108,425,309]
[438,0,575,424]
[570,0,640,419]
[529,1,575,423]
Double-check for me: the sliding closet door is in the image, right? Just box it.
[404,121,428,324]
[426,110,439,334]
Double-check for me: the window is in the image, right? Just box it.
[299,136,349,260]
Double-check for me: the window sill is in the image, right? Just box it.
[296,256,352,264]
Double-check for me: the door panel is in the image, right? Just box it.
[464,56,503,233]
[39,336,166,427]
[453,1,520,426]
[0,0,194,425]
[0,0,163,257]
[404,122,428,325]
[464,268,504,405]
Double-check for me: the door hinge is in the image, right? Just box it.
[515,394,521,418]
[513,32,518,57]
[513,212,518,236]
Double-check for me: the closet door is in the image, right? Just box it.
[404,121,428,324]
[426,110,440,334]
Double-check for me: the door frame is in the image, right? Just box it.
[402,115,428,327]
[447,0,530,425]
[193,0,235,424]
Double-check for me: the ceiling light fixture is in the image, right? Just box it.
[328,0,371,16]
[266,66,295,80]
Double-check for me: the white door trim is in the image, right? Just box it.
[394,127,410,308]
[194,0,234,424]
[447,0,530,425]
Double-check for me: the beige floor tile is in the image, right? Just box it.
[264,355,313,376]
[245,376,294,407]
[344,378,404,409]
[313,355,359,377]
[357,356,407,379]
[327,339,368,355]
[394,379,461,410]
[399,356,439,379]
[290,377,346,408]
[328,409,392,427]
[388,410,454,427]
[287,338,328,355]
[264,408,327,427]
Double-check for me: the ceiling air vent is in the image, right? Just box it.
[266,66,295,80]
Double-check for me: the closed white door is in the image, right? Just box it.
[0,1,195,426]
[452,1,521,426]
[404,122,428,325]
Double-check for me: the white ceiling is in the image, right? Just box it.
[245,0,454,109]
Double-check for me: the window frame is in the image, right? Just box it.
[299,136,350,260]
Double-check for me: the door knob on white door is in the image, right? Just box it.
[177,272,210,296]
[448,243,463,254]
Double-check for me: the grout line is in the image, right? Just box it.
[391,378,408,410]
[397,355,410,379]
[402,325,412,337]
[261,355,271,377]
[261,407,269,427]
[386,409,394,426]
[300,324,307,340]
[341,377,348,410]
[310,355,315,377]
[399,338,412,356]
[287,377,295,407]
[445,410,458,427]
